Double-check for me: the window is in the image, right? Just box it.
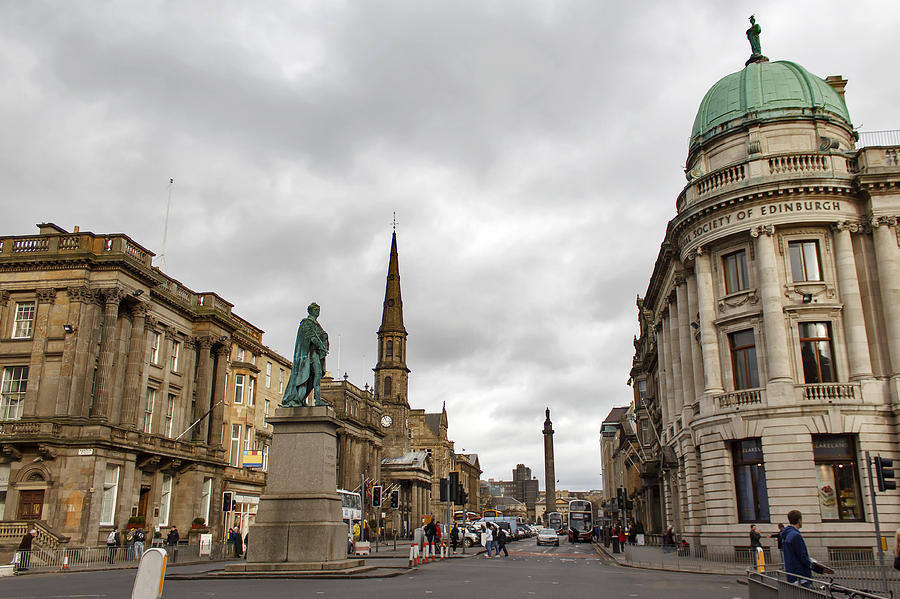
[264,400,270,419]
[150,331,161,364]
[200,477,212,525]
[799,322,836,383]
[230,425,241,467]
[723,249,750,293]
[248,377,255,406]
[640,419,651,446]
[266,362,272,388]
[636,380,647,407]
[279,370,284,393]
[164,394,176,437]
[0,366,28,421]
[732,439,770,522]
[100,464,120,525]
[384,376,392,397]
[12,302,36,339]
[813,435,863,521]
[386,340,393,358]
[789,240,822,282]
[234,374,245,404]
[143,388,156,433]
[244,426,253,452]
[236,347,245,362]
[729,329,759,390]
[262,445,269,472]
[159,474,172,527]
[0,463,9,519]
[170,340,181,372]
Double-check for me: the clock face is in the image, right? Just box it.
[381,415,393,428]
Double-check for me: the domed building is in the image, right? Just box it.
[626,22,900,554]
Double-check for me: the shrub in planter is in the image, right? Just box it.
[192,517,207,529]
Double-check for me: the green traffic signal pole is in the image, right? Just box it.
[864,451,889,596]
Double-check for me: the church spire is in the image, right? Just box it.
[379,230,406,335]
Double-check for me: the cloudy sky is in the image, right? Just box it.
[2,1,898,491]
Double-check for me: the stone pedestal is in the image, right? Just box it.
[226,406,363,573]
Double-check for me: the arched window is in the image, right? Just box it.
[384,376,392,397]
[386,340,393,358]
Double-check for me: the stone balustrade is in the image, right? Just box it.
[798,382,859,402]
[696,162,746,195]
[0,232,154,268]
[768,152,829,175]
[715,388,763,409]
[0,520,69,549]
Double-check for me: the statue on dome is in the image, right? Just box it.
[745,15,768,65]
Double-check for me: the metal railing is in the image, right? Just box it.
[856,130,900,149]
[748,569,891,599]
[12,541,229,573]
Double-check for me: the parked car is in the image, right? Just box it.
[462,524,483,548]
[536,528,560,546]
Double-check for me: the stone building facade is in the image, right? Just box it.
[625,35,900,553]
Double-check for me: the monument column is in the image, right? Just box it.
[542,408,556,520]
[833,222,873,380]
[92,287,124,419]
[121,302,148,427]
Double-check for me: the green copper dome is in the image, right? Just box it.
[690,60,852,144]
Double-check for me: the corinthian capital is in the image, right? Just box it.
[131,302,149,319]
[36,288,56,304]
[750,225,775,238]
[66,286,96,304]
[834,220,860,234]
[872,215,899,229]
[0,290,9,307]
[101,287,126,305]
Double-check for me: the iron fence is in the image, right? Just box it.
[748,569,891,599]
[12,540,229,573]
[856,130,900,148]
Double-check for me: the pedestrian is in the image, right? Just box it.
[166,525,180,547]
[243,532,248,560]
[749,524,762,549]
[424,518,437,556]
[16,529,35,571]
[770,523,784,565]
[781,510,832,586]
[133,528,145,559]
[483,523,494,558]
[894,529,900,570]
[496,525,509,557]
[611,526,620,553]
[361,520,370,542]
[663,525,675,552]
[450,524,459,553]
[617,526,626,549]
[106,526,120,564]
[231,528,243,558]
[352,521,361,542]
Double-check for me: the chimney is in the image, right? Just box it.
[825,75,848,101]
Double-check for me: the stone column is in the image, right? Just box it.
[686,272,706,414]
[56,287,94,416]
[74,289,103,417]
[25,288,55,418]
[179,337,198,439]
[655,320,669,426]
[693,248,724,396]
[121,302,148,427]
[193,337,213,442]
[872,217,900,382]
[92,287,124,419]
[675,275,696,418]
[753,226,793,391]
[0,291,9,335]
[833,222,874,380]
[210,343,229,447]
[668,293,684,420]
[661,310,675,428]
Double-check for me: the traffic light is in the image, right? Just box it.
[390,489,399,509]
[875,456,896,492]
[372,485,382,507]
[449,472,459,503]
[439,478,450,502]
[455,483,465,506]
[616,487,625,511]
[222,491,234,512]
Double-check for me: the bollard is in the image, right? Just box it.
[61,551,69,571]
[408,544,416,568]
[755,547,765,573]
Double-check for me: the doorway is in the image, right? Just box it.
[138,486,151,522]
[17,490,44,520]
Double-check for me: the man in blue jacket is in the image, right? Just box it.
[780,510,831,585]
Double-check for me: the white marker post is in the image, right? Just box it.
[132,548,167,599]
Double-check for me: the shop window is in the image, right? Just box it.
[789,241,822,282]
[813,435,863,521]
[732,438,770,522]
[729,329,760,390]
[12,302,36,339]
[799,322,836,383]
[0,366,28,421]
[723,249,750,293]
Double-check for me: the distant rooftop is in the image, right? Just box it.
[856,130,900,149]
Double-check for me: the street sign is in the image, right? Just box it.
[199,534,212,556]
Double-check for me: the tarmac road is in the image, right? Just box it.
[0,535,747,599]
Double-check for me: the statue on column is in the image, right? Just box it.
[282,302,330,407]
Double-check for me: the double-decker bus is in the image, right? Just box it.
[567,500,593,543]
[547,511,563,533]
[482,509,502,518]
[338,489,362,535]
[453,510,480,525]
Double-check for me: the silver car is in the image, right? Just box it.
[536,528,559,546]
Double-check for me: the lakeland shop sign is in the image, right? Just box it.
[679,200,847,246]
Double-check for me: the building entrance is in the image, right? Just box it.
[17,490,44,520]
